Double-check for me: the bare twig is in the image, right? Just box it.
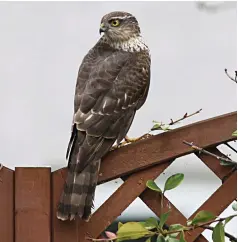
[168,109,202,125]
[225,142,237,153]
[183,141,237,165]
[225,69,237,83]
[202,225,237,242]
[151,108,202,131]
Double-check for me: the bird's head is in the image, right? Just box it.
[99,11,141,42]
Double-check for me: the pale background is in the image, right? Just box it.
[0,1,236,241]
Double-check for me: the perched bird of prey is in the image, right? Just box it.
[57,11,151,221]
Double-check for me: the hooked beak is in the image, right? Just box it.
[99,23,108,35]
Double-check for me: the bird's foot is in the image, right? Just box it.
[110,133,153,151]
[124,135,141,143]
[124,134,153,143]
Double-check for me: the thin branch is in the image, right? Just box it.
[183,140,237,165]
[168,109,202,125]
[225,69,237,83]
[202,225,237,242]
[225,142,237,153]
[165,216,237,235]
[151,108,202,131]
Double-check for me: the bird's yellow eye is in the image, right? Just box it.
[110,19,120,27]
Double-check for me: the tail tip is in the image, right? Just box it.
[56,211,71,221]
[56,211,91,222]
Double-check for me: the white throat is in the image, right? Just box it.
[101,35,149,52]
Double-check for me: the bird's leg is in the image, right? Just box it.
[110,138,132,151]
[123,134,153,144]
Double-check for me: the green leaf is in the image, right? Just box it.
[116,222,152,241]
[232,202,237,211]
[118,222,123,230]
[159,211,171,229]
[146,180,162,193]
[232,130,237,137]
[146,237,152,242]
[179,231,186,242]
[212,222,225,242]
[164,174,184,192]
[157,235,166,242]
[224,215,236,226]
[169,224,187,238]
[191,211,216,225]
[144,217,159,230]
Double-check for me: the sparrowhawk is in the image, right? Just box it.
[57,11,151,221]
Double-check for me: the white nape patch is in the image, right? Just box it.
[104,35,149,53]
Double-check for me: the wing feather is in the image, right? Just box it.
[68,42,150,173]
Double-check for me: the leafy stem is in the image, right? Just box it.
[88,215,237,242]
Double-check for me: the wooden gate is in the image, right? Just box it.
[0,112,236,242]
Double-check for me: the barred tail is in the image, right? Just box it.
[57,159,100,221]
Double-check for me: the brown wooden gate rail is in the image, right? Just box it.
[0,112,237,242]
